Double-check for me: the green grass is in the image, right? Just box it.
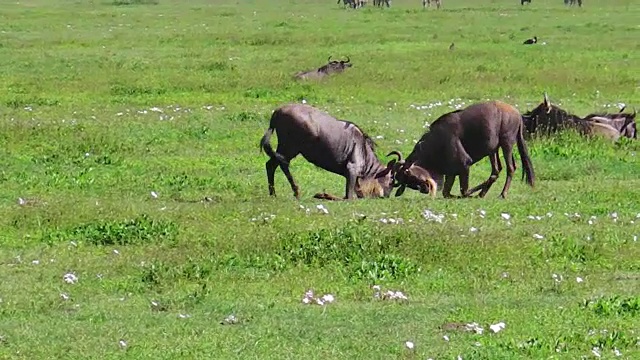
[1,0,640,358]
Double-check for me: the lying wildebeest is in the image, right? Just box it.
[423,0,441,9]
[294,56,352,80]
[389,101,535,199]
[260,104,397,200]
[523,93,636,140]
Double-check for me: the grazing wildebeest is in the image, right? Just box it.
[521,0,532,5]
[260,104,397,200]
[422,0,441,9]
[566,0,582,6]
[389,101,535,199]
[523,94,636,140]
[294,56,352,80]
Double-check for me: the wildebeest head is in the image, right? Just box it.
[318,56,352,75]
[383,151,438,198]
[522,92,582,136]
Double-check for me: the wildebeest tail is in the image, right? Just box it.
[259,124,288,165]
[516,120,535,187]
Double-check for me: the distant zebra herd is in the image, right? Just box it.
[338,0,582,9]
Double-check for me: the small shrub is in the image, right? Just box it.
[275,223,416,281]
[581,295,640,317]
[43,214,178,246]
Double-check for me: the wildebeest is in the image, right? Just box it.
[523,93,636,140]
[566,0,582,6]
[373,0,391,7]
[584,109,637,139]
[523,36,537,45]
[422,0,441,9]
[389,101,535,199]
[260,104,397,200]
[294,56,352,80]
[521,0,532,4]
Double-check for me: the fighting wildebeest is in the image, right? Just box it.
[389,101,535,199]
[422,0,441,9]
[523,93,636,140]
[294,56,352,80]
[260,104,397,200]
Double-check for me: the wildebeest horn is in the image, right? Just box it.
[632,107,637,118]
[386,151,403,162]
[543,92,551,114]
[344,56,351,63]
[619,105,626,113]
[327,56,333,63]
[425,177,437,199]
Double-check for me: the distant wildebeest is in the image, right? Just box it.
[294,56,352,80]
[338,0,356,8]
[523,36,537,45]
[566,0,582,6]
[260,104,397,200]
[373,0,391,7]
[388,101,535,199]
[523,93,636,140]
[422,0,441,9]
[521,0,532,5]
[584,108,637,139]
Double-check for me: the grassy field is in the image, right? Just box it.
[1,0,640,358]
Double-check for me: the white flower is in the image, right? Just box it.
[405,341,414,350]
[533,234,544,239]
[443,335,450,341]
[118,339,128,348]
[150,191,158,198]
[489,322,506,333]
[301,297,311,304]
[576,277,584,283]
[60,293,70,301]
[322,294,335,303]
[592,347,601,358]
[316,204,329,214]
[63,273,78,284]
[31,260,40,265]
[501,213,511,220]
[470,227,478,232]
[177,313,191,319]
[465,322,484,334]
[613,348,622,356]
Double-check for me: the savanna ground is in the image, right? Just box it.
[1,0,639,358]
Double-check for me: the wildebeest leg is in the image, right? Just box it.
[458,169,470,197]
[344,172,359,200]
[266,158,279,196]
[466,152,501,198]
[442,175,457,198]
[280,162,300,199]
[498,145,516,199]
[275,145,301,199]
